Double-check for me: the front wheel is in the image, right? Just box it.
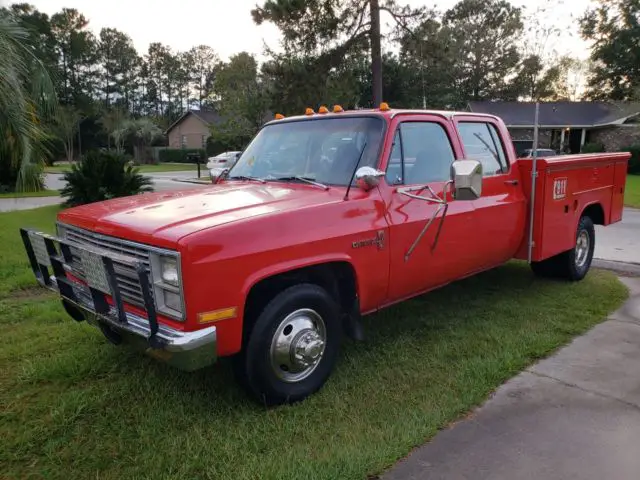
[233,284,341,406]
[531,215,595,281]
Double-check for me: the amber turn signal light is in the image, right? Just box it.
[198,307,238,324]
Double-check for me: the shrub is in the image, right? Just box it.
[581,142,605,153]
[619,145,640,175]
[60,151,154,207]
[206,136,245,157]
[158,148,205,163]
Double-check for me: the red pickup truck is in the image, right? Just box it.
[21,106,629,405]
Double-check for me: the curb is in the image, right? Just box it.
[171,178,210,185]
[593,259,640,276]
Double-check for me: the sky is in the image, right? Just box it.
[11,0,594,61]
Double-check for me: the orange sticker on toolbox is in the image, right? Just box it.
[553,177,567,200]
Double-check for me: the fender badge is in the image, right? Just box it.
[352,230,385,250]
[553,177,567,200]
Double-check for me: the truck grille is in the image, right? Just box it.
[58,223,152,309]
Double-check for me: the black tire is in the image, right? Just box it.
[530,215,595,282]
[233,283,341,406]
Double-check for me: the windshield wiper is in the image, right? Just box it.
[227,175,266,184]
[269,176,329,190]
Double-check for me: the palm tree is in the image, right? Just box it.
[0,11,56,191]
[51,105,82,163]
[115,118,163,163]
[98,107,129,152]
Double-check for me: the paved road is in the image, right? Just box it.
[0,196,64,212]
[44,171,207,193]
[0,172,207,212]
[382,276,640,480]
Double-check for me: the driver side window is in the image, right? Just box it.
[385,122,456,185]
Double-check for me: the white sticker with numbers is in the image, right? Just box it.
[553,177,567,200]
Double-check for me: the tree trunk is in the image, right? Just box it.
[65,134,73,163]
[370,0,383,107]
[77,123,82,159]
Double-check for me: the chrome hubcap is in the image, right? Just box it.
[575,230,590,268]
[270,308,327,383]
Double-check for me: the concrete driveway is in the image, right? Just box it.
[381,277,640,480]
[595,207,640,265]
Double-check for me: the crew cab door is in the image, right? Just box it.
[452,116,527,268]
[380,115,479,302]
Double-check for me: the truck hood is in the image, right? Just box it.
[58,183,340,245]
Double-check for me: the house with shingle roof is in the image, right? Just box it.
[468,101,640,155]
[164,109,224,149]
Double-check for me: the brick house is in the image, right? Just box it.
[165,109,222,149]
[468,101,640,156]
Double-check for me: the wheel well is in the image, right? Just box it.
[242,262,358,339]
[582,203,605,226]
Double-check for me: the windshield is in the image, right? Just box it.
[227,116,385,186]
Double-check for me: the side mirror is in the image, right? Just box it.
[354,166,385,191]
[210,167,229,184]
[450,159,482,200]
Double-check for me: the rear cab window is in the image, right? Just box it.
[457,122,509,176]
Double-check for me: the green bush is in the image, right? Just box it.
[206,136,246,157]
[581,142,605,153]
[619,145,640,174]
[60,151,154,207]
[158,148,205,163]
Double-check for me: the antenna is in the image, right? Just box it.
[344,142,368,200]
[527,101,540,264]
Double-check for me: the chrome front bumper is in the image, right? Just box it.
[20,228,217,371]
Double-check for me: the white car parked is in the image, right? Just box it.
[206,151,242,174]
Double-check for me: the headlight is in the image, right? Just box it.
[150,252,184,320]
[162,290,182,311]
[160,257,179,286]
[56,222,68,239]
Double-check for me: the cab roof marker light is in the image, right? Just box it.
[333,105,344,113]
[318,106,329,114]
[305,107,314,115]
[274,113,285,120]
[379,102,390,111]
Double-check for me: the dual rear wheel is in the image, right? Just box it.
[530,215,596,281]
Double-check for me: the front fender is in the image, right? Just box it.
[240,253,357,300]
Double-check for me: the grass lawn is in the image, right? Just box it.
[44,162,198,174]
[0,189,59,198]
[0,206,628,479]
[625,174,640,208]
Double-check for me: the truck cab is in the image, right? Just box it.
[21,105,630,405]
